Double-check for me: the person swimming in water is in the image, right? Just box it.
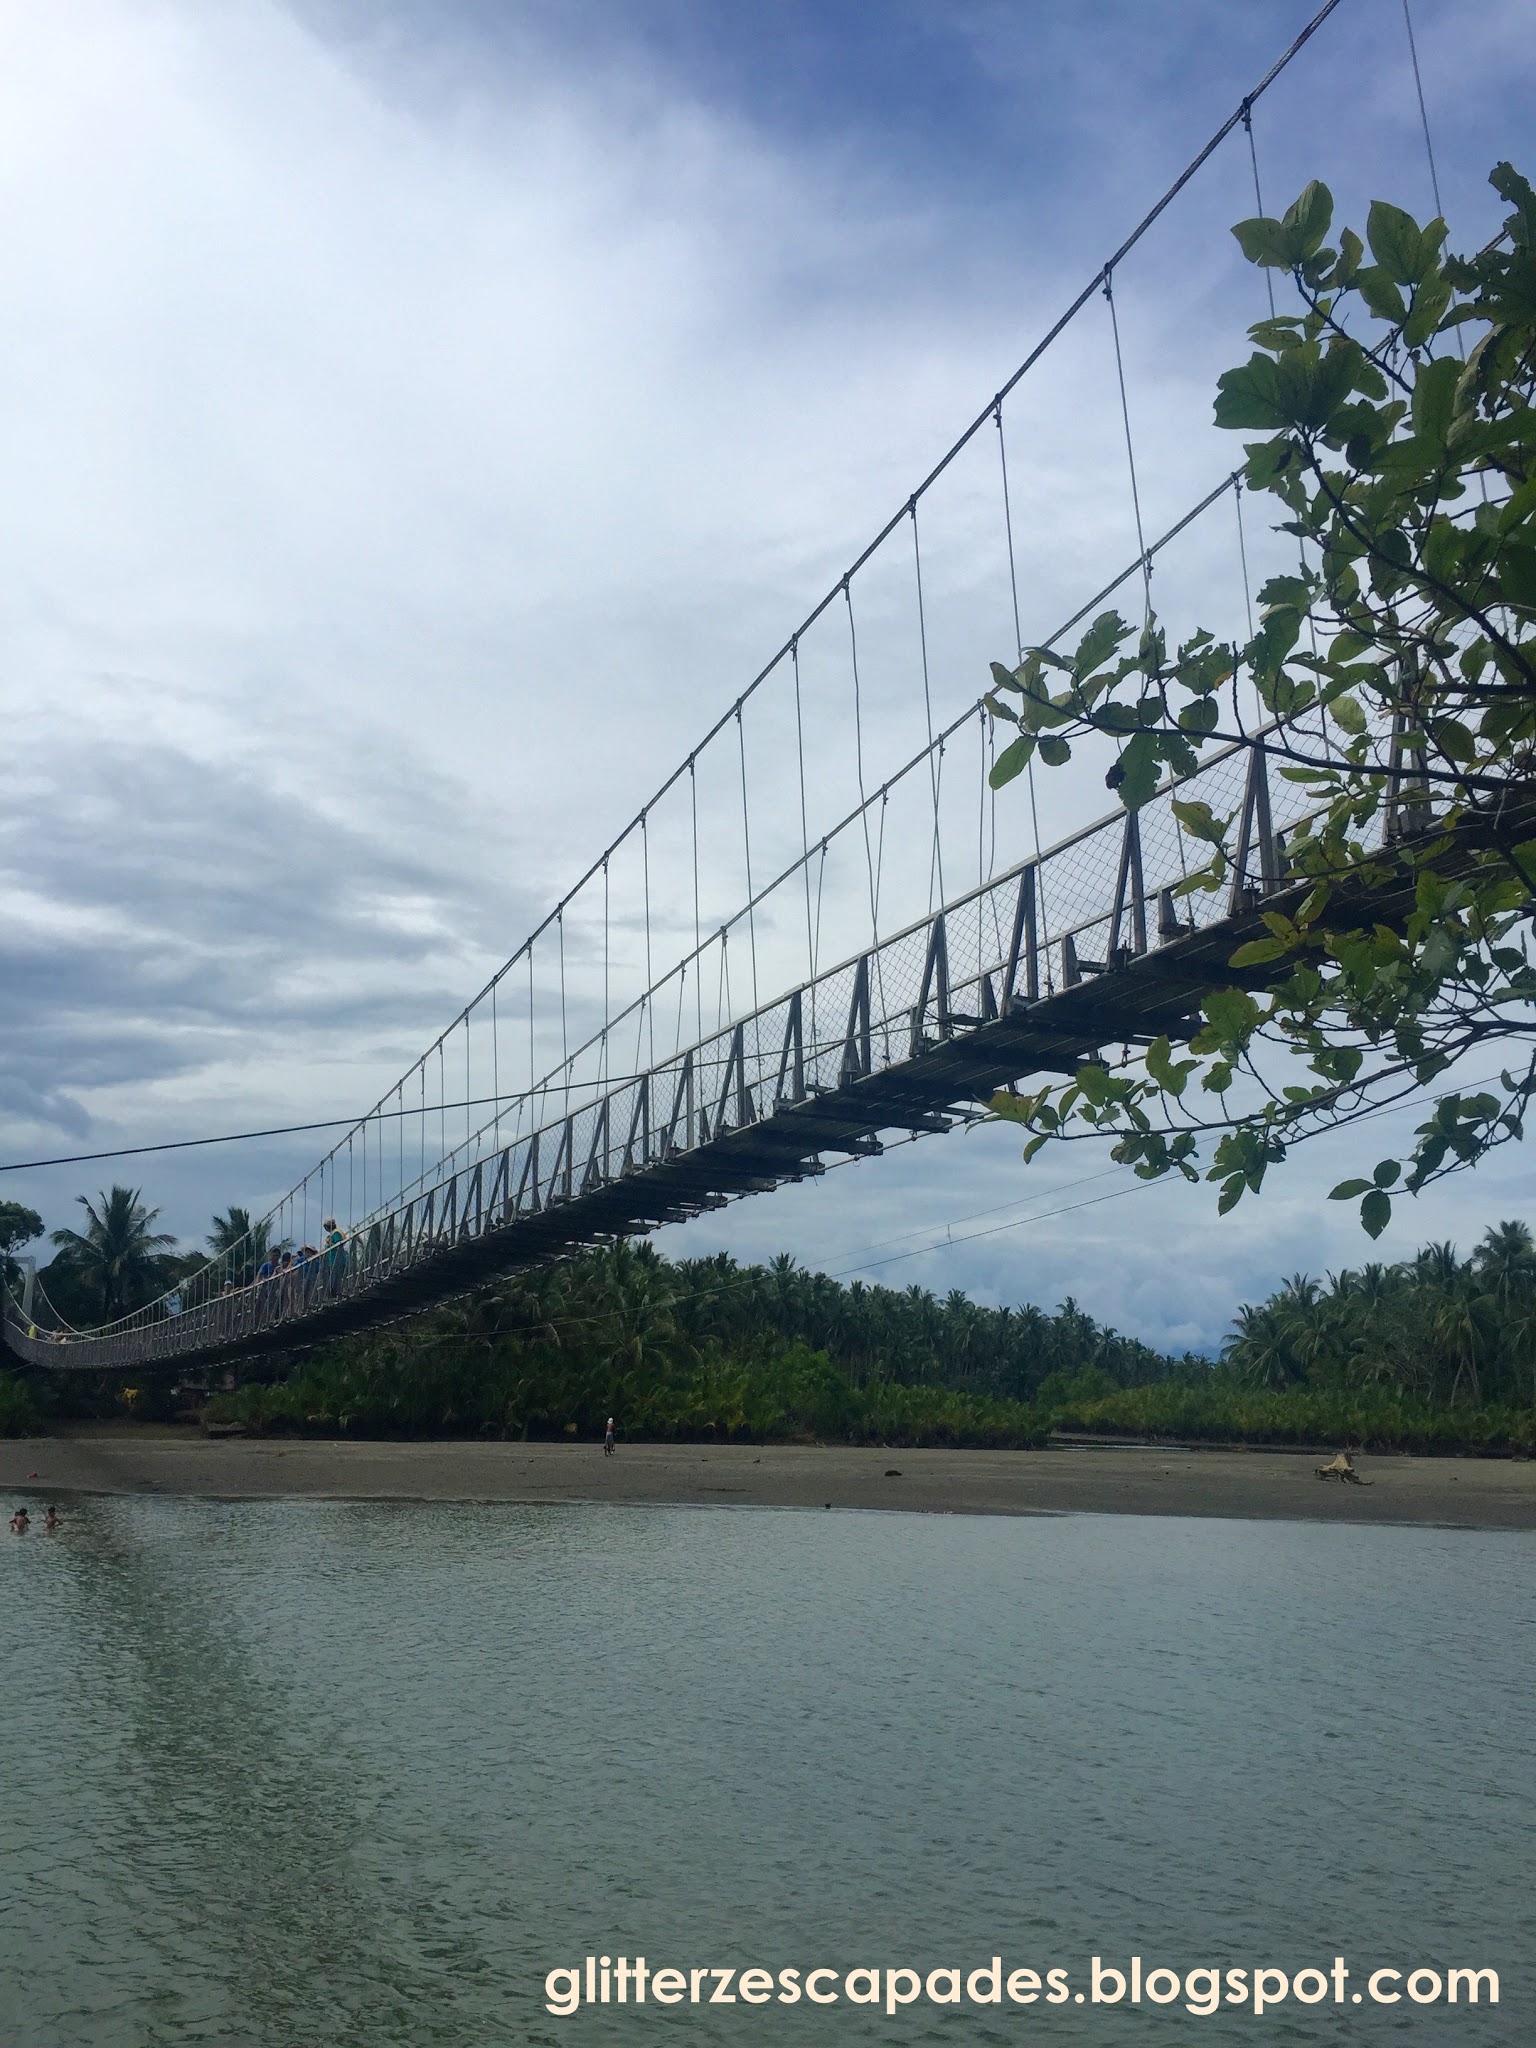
[43,1505,60,1532]
[10,1506,29,1534]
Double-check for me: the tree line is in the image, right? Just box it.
[6,1188,1536,1450]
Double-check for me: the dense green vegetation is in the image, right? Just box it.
[1049,1382,1535,1456]
[1224,1222,1536,1407]
[190,1223,1536,1453]
[200,1242,1171,1446]
[0,1372,40,1436]
[8,1184,1536,1453]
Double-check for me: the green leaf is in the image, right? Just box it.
[1072,611,1131,678]
[1497,541,1536,608]
[1282,180,1334,258]
[1328,692,1366,735]
[1360,1188,1392,1238]
[1373,1159,1401,1188]
[1411,353,1461,443]
[1114,730,1160,809]
[1329,1179,1372,1200]
[1231,216,1300,268]
[1178,697,1220,734]
[1498,472,1536,534]
[1217,1174,1246,1215]
[1356,264,1407,324]
[1248,605,1303,680]
[1037,734,1072,767]
[1367,199,1427,285]
[1228,936,1288,966]
[1094,703,1141,734]
[1171,797,1229,845]
[1214,355,1286,430]
[1402,273,1452,349]
[1490,161,1536,246]
[988,735,1035,789]
[989,661,1023,694]
[1243,436,1296,489]
[1279,337,1359,429]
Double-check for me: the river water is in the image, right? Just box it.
[1,1498,1529,2045]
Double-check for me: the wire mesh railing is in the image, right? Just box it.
[5,730,1339,1372]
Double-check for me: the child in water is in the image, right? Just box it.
[9,1506,29,1534]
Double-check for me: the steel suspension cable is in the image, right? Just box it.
[1234,477,1263,726]
[641,810,654,1068]
[736,705,759,1014]
[689,756,702,1044]
[1399,0,1482,502]
[909,500,945,912]
[1241,100,1278,319]
[994,400,1049,987]
[977,705,987,893]
[791,635,815,989]
[1104,269,1152,618]
[843,579,880,948]
[1400,0,1444,219]
[558,911,569,1070]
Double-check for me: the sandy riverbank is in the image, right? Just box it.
[2,1424,1534,1526]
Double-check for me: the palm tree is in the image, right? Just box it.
[50,1185,178,1321]
[207,1205,276,1287]
[1472,1220,1535,1308]
[1414,1240,1462,1289]
[1225,1301,1298,1387]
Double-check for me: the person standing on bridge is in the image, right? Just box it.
[604,1417,616,1457]
[323,1219,345,1295]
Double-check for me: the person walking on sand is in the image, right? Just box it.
[604,1417,616,1457]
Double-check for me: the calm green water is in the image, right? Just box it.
[1,1498,1529,2045]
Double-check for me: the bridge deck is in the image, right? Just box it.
[6,746,1517,1375]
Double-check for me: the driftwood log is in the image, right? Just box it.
[1315,1451,1371,1485]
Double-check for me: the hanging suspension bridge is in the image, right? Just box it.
[3,0,1491,1375]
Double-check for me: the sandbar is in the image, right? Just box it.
[2,1424,1534,1527]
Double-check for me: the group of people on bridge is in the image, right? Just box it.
[209,1218,349,1317]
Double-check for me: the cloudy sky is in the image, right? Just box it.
[2,0,1533,1352]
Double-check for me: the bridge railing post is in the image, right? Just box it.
[840,956,872,1083]
[908,915,951,1056]
[1000,866,1038,1013]
[1229,745,1279,915]
[774,991,804,1106]
[1108,812,1147,960]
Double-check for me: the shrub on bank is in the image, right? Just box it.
[1046,1380,1536,1456]
[201,1335,1050,1448]
[0,1372,41,1437]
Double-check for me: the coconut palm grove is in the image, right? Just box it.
[3,1188,1534,1451]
